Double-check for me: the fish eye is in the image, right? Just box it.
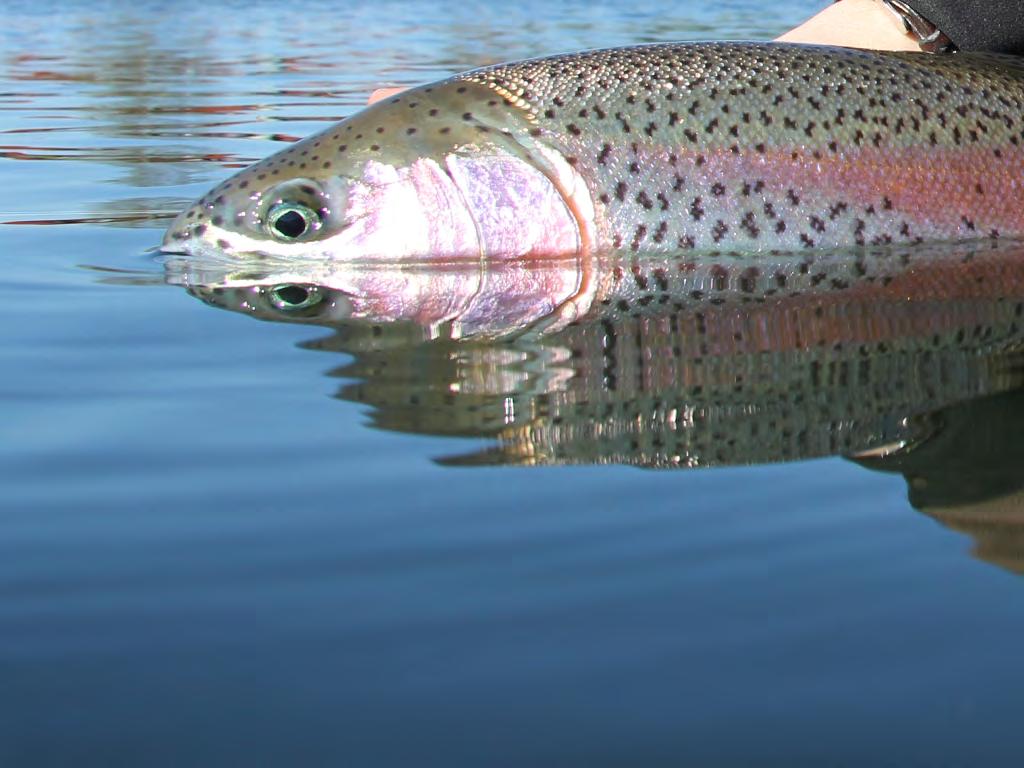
[268,283,322,311]
[266,203,320,241]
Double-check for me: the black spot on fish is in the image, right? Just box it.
[741,212,760,238]
[689,197,704,220]
[631,224,647,251]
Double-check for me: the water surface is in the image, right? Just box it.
[4,2,1024,765]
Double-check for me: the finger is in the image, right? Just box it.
[367,87,407,105]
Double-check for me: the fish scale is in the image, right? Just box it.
[163,42,1024,266]
[457,42,1024,252]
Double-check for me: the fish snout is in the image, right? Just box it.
[161,203,206,253]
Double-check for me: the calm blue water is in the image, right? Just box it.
[5,2,1024,765]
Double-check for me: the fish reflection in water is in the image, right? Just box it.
[166,240,1024,572]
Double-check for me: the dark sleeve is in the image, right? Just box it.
[908,1,1024,54]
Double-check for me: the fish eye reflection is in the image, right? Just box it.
[166,240,1024,574]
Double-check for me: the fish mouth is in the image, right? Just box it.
[160,203,213,256]
[159,215,192,254]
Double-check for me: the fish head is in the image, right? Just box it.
[161,83,588,263]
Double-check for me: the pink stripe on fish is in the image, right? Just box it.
[597,142,1024,251]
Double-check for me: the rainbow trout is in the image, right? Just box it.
[162,42,1024,269]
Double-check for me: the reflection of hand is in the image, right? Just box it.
[776,0,920,50]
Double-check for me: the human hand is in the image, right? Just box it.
[367,87,406,105]
[775,0,919,50]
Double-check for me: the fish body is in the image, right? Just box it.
[163,42,1024,264]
